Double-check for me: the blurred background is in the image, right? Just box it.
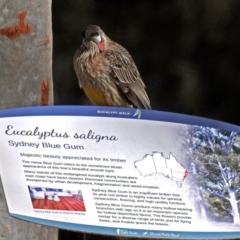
[53,0,240,124]
[53,1,240,239]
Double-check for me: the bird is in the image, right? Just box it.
[73,25,151,109]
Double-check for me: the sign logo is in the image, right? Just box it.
[116,229,128,235]
[133,109,141,119]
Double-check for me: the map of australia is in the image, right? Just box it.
[134,152,187,187]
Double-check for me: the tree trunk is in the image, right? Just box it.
[0,0,57,239]
[229,191,240,225]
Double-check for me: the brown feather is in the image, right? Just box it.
[73,25,151,109]
[105,49,151,109]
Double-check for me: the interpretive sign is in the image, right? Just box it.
[0,106,240,239]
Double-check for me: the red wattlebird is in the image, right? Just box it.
[73,25,151,109]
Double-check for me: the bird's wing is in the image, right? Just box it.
[105,49,151,109]
[73,48,83,88]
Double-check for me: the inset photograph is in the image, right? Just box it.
[28,186,86,211]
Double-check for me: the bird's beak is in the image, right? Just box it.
[83,37,91,43]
